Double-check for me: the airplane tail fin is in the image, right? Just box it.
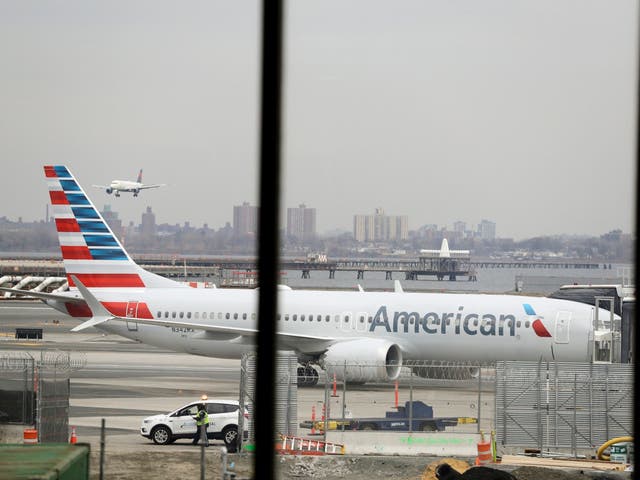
[136,169,143,184]
[44,165,183,289]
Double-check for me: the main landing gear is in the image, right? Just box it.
[297,365,319,387]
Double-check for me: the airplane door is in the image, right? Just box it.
[125,301,139,331]
[554,311,571,344]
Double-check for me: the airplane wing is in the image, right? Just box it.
[92,185,111,189]
[0,286,85,303]
[138,184,166,190]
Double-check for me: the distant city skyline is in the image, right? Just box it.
[1,207,633,264]
[0,2,636,240]
[5,201,631,243]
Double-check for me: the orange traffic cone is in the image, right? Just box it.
[70,426,77,444]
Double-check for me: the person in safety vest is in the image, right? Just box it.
[192,403,209,446]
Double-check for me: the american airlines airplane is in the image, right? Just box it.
[92,169,165,197]
[1,166,611,385]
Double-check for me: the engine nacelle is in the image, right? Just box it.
[320,338,402,384]
[106,187,113,194]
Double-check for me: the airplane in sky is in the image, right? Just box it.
[92,169,165,197]
[0,166,613,385]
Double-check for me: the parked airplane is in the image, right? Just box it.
[1,166,612,385]
[93,169,165,197]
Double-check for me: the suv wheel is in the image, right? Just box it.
[151,425,172,445]
[223,426,238,452]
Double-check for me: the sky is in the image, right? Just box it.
[0,0,637,240]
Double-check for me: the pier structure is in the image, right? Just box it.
[0,252,605,289]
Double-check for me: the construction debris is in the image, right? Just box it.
[499,454,629,472]
[421,458,471,480]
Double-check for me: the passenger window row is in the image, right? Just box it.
[153,311,375,324]
[154,310,529,329]
[155,311,257,320]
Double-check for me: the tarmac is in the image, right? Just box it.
[0,300,633,479]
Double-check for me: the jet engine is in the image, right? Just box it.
[319,338,402,384]
[106,188,113,194]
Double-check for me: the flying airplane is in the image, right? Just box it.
[92,169,165,197]
[0,166,613,386]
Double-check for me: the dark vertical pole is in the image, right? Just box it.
[634,13,640,468]
[99,418,105,480]
[255,1,283,479]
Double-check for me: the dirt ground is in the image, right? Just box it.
[88,450,452,479]
[89,450,633,480]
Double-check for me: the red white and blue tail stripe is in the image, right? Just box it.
[45,165,181,289]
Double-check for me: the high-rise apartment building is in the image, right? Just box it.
[141,206,156,238]
[233,202,258,237]
[453,221,466,241]
[353,208,408,242]
[478,219,496,240]
[286,204,316,243]
[100,205,123,239]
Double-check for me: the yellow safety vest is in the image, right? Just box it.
[196,410,209,426]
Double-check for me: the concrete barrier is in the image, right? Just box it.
[326,431,480,456]
[0,425,34,443]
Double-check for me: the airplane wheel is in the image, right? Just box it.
[305,366,319,386]
[297,366,319,387]
[297,367,308,387]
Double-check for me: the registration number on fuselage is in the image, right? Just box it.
[171,327,195,333]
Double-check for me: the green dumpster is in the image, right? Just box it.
[0,443,89,480]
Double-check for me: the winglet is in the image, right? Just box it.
[394,280,404,293]
[69,275,114,332]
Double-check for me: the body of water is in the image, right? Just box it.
[278,264,632,296]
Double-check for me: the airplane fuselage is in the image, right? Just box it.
[46,287,596,363]
[110,180,141,191]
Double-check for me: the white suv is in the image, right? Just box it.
[140,399,247,451]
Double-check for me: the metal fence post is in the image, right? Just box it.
[100,418,106,480]
[323,378,329,444]
[588,362,593,446]
[536,359,542,453]
[604,365,610,441]
[478,364,483,434]
[200,443,205,480]
[341,367,347,430]
[572,374,577,457]
[409,370,414,433]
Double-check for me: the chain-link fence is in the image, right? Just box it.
[238,357,493,451]
[496,360,633,455]
[0,353,35,425]
[0,352,85,442]
[309,361,490,435]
